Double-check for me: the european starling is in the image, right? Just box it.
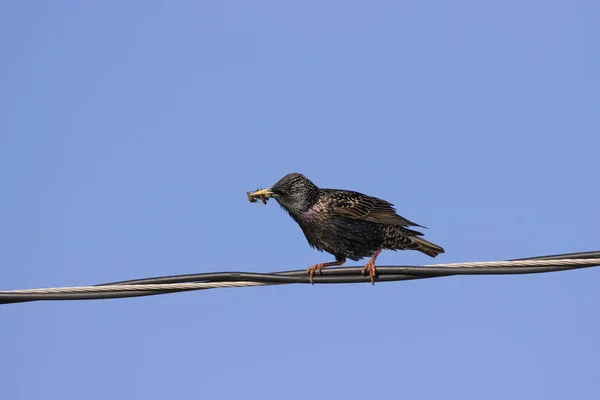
[248,173,445,284]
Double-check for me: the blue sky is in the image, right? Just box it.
[1,1,599,398]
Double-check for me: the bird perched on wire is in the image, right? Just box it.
[247,173,445,284]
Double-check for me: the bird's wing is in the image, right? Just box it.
[327,190,425,228]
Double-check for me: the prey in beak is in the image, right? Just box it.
[246,188,273,204]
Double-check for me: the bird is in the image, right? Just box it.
[247,173,445,284]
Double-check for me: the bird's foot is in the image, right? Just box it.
[361,261,378,285]
[306,263,326,284]
[361,249,382,285]
[306,258,346,284]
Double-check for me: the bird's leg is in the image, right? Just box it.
[361,249,383,285]
[306,256,346,284]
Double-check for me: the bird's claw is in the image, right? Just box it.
[306,264,323,285]
[361,262,377,285]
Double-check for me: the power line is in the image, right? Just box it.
[2,250,599,305]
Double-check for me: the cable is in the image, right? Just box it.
[1,251,599,305]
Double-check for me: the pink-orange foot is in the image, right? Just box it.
[306,258,345,284]
[361,249,382,285]
[306,263,324,284]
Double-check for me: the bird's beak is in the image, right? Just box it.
[250,188,273,198]
[247,187,274,204]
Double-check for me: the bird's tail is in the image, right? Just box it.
[411,236,445,257]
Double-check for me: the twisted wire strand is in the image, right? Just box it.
[4,281,268,294]
[1,251,599,304]
[422,258,599,268]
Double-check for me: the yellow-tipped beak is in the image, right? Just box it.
[247,187,273,204]
[249,188,273,197]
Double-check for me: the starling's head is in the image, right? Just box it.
[248,173,319,214]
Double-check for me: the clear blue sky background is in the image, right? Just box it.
[2,1,599,399]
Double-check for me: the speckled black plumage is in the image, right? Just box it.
[250,173,445,283]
